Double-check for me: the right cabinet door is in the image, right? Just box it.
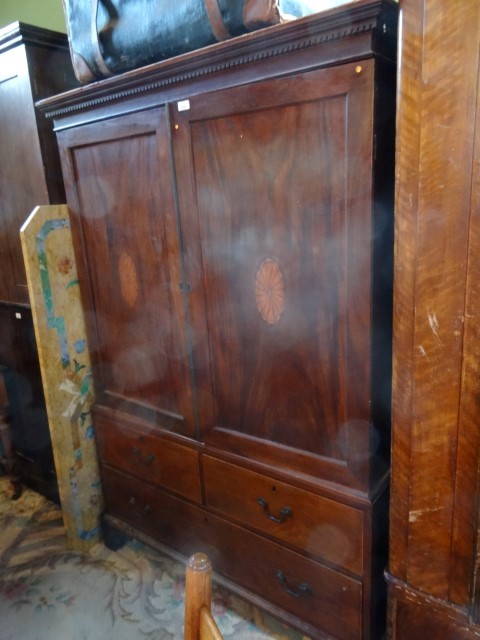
[172,61,377,490]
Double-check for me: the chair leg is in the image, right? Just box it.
[184,552,213,640]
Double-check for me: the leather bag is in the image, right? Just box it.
[62,0,307,83]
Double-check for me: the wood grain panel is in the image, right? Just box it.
[388,576,480,640]
[407,1,478,599]
[0,28,75,306]
[456,40,480,613]
[388,0,424,584]
[59,109,196,437]
[0,46,47,304]
[194,94,349,457]
[174,62,377,488]
[390,0,480,603]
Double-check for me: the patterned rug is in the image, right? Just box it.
[0,477,308,640]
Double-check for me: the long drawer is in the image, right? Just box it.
[203,455,364,575]
[102,466,363,640]
[94,409,201,503]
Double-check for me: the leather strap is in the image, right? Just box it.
[204,0,232,41]
[90,0,114,76]
[243,0,282,29]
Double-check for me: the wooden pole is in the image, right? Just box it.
[185,553,212,640]
[184,552,223,640]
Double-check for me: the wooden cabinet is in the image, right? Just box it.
[0,23,77,497]
[0,22,77,305]
[42,1,397,637]
[386,1,480,638]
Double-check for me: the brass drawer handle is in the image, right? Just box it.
[131,446,155,466]
[276,570,313,598]
[128,496,152,517]
[257,496,292,524]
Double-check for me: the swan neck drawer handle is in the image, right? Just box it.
[257,496,292,523]
[276,570,312,598]
[131,446,155,466]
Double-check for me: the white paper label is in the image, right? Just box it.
[177,100,191,112]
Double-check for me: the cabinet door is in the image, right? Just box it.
[173,61,376,488]
[0,46,47,305]
[57,108,196,438]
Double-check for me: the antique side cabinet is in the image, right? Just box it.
[387,1,480,638]
[0,23,77,498]
[41,2,397,637]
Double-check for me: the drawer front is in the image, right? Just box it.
[95,410,201,502]
[216,529,363,640]
[103,466,363,640]
[102,466,208,550]
[203,455,364,575]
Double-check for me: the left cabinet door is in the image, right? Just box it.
[57,107,196,438]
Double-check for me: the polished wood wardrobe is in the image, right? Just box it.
[0,23,77,499]
[41,2,397,638]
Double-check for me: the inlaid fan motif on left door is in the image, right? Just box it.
[118,251,138,308]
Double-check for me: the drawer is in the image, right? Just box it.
[102,466,209,550]
[203,455,364,575]
[214,526,363,640]
[102,466,363,640]
[95,410,201,503]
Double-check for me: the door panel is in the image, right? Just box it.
[173,62,375,485]
[59,108,195,437]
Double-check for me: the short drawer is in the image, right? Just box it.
[95,409,201,502]
[102,466,363,640]
[102,465,208,550]
[203,455,364,575]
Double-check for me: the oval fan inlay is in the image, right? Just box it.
[119,251,138,308]
[255,258,285,325]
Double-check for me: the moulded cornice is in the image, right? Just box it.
[39,0,397,118]
[0,21,69,53]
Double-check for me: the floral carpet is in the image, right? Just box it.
[0,477,308,640]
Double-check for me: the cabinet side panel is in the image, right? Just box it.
[0,46,47,304]
[390,0,480,601]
